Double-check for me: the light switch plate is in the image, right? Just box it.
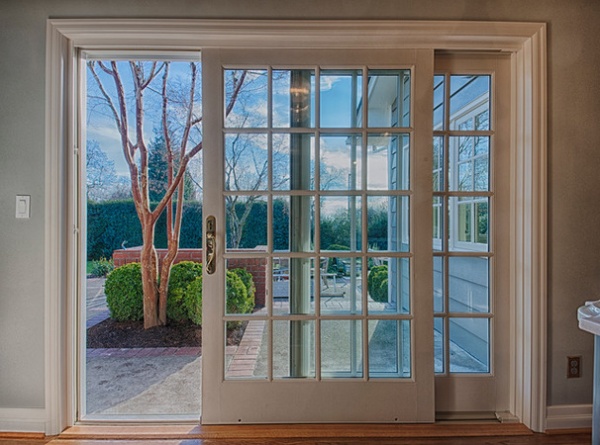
[16,195,31,219]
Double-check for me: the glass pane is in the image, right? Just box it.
[367,134,409,190]
[367,69,410,128]
[272,69,315,128]
[368,320,411,378]
[320,196,361,252]
[225,320,268,379]
[271,320,316,379]
[367,257,410,314]
[367,196,409,252]
[320,70,363,128]
[433,196,443,251]
[321,320,363,378]
[320,257,362,314]
[320,135,362,191]
[225,195,267,249]
[434,317,445,373]
[433,256,444,313]
[448,256,489,313]
[449,197,489,251]
[225,260,260,316]
[288,196,315,253]
[272,133,315,191]
[433,74,445,129]
[272,257,317,316]
[225,133,268,191]
[433,136,444,192]
[273,197,290,251]
[224,69,268,128]
[449,318,489,373]
[449,75,490,131]
[449,136,489,192]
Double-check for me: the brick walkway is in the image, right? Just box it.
[225,319,265,378]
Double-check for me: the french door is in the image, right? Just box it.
[433,54,511,417]
[201,48,435,423]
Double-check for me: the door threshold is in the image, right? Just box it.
[60,422,533,440]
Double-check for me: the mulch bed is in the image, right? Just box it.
[87,318,247,349]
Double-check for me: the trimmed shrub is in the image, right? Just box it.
[89,257,114,277]
[185,276,203,325]
[104,262,144,321]
[167,261,203,322]
[367,265,389,303]
[230,268,256,302]
[226,270,253,315]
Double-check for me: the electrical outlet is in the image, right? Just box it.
[567,356,581,378]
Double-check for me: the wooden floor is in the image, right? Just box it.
[0,424,592,445]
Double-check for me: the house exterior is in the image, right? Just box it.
[0,0,598,435]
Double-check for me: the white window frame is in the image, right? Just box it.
[45,19,547,435]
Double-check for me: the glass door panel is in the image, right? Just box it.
[433,54,511,416]
[202,48,434,423]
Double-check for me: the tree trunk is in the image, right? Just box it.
[141,221,161,329]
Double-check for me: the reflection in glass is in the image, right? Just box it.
[368,320,410,378]
[224,69,268,128]
[272,258,317,316]
[225,195,267,249]
[320,70,362,128]
[225,320,268,380]
[433,256,444,313]
[367,196,409,252]
[449,136,489,192]
[320,196,361,252]
[449,75,490,131]
[433,196,443,251]
[367,257,410,314]
[320,135,362,191]
[449,197,489,250]
[273,133,315,191]
[225,133,268,192]
[272,69,315,128]
[367,134,409,190]
[449,318,489,373]
[434,317,444,373]
[367,70,411,128]
[433,136,444,192]
[321,320,363,378]
[448,257,489,313]
[433,74,445,129]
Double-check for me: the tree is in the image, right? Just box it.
[86,139,118,201]
[88,60,247,328]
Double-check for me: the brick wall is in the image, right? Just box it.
[113,247,267,307]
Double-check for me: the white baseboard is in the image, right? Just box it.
[545,404,592,431]
[0,408,46,433]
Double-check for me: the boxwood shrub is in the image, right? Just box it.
[104,262,144,321]
[367,265,389,303]
[167,261,203,322]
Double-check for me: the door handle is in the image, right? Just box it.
[206,216,216,275]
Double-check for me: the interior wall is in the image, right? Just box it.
[0,0,598,415]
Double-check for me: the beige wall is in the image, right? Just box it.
[0,0,598,416]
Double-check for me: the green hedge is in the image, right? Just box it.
[87,200,203,260]
[167,261,203,322]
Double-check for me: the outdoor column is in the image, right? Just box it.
[289,70,312,378]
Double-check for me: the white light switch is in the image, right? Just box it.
[16,195,30,219]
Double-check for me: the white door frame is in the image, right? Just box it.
[44,19,547,435]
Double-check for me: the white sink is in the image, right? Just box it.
[578,300,600,336]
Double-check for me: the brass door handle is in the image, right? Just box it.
[206,216,216,275]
